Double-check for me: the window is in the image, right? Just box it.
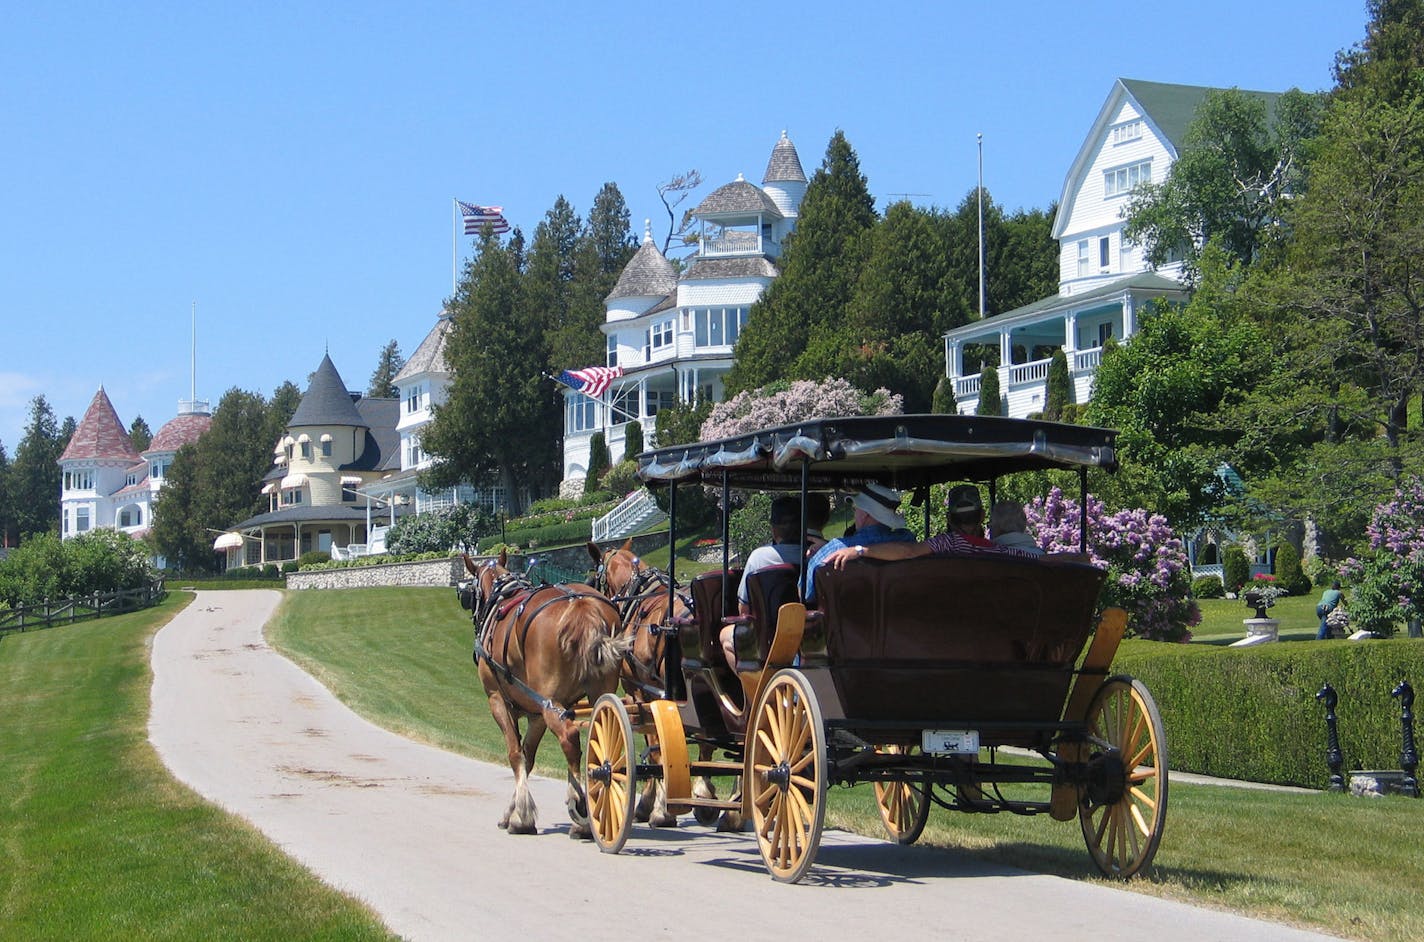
[281,488,304,506]
[566,395,598,434]
[694,307,750,348]
[300,441,312,460]
[1104,160,1151,197]
[1076,240,1089,277]
[126,471,138,487]
[119,507,141,527]
[406,384,423,414]
[606,334,618,368]
[1111,120,1143,145]
[1098,322,1115,347]
[609,388,637,426]
[1099,236,1110,270]
[409,436,424,466]
[76,507,90,532]
[65,470,95,491]
[643,318,674,357]
[321,439,332,458]
[645,389,676,416]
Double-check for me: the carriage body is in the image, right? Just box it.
[583,414,1167,882]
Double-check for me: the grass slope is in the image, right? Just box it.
[272,586,1423,942]
[0,594,395,942]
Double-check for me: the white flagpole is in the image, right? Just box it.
[977,132,986,320]
[452,199,459,296]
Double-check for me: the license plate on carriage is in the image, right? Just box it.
[922,729,980,755]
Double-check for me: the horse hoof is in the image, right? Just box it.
[716,812,746,833]
[569,824,594,841]
[649,812,679,828]
[507,820,537,835]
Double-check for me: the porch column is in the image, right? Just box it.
[1122,294,1137,340]
[945,338,961,379]
[999,331,1012,368]
[1064,311,1079,354]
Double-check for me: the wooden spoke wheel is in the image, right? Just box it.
[1079,677,1168,878]
[747,669,826,883]
[873,745,931,845]
[585,694,636,854]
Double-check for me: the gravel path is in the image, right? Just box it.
[148,591,1343,942]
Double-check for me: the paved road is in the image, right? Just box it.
[149,591,1342,942]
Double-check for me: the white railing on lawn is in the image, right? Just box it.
[592,489,665,543]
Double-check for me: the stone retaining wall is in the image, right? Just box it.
[286,556,468,591]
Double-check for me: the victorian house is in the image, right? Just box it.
[561,131,808,489]
[59,388,211,566]
[943,78,1279,417]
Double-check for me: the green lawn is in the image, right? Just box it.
[1190,594,1325,644]
[271,586,1423,942]
[0,594,396,942]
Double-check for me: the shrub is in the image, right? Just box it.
[930,376,955,414]
[1026,487,1200,642]
[281,561,299,573]
[262,564,279,579]
[527,497,577,514]
[1222,545,1250,593]
[298,551,331,568]
[1274,541,1311,595]
[700,376,902,441]
[976,355,1002,416]
[1192,574,1225,598]
[388,504,496,554]
[586,432,611,489]
[600,460,640,498]
[1341,477,1424,637]
[621,421,644,462]
[729,492,774,562]
[579,489,616,506]
[0,530,157,607]
[1043,348,1072,421]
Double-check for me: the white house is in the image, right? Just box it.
[944,78,1279,417]
[59,388,211,562]
[562,131,808,489]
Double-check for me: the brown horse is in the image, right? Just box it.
[464,553,627,837]
[587,540,729,828]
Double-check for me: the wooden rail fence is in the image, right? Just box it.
[0,582,167,635]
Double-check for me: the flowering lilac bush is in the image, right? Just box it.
[1340,477,1424,637]
[1025,486,1200,642]
[701,377,902,441]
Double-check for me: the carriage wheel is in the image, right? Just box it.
[747,669,826,883]
[585,694,636,854]
[1079,677,1168,879]
[873,745,931,845]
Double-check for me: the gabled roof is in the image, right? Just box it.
[60,388,140,463]
[289,354,367,429]
[1052,77,1283,240]
[762,131,807,184]
[607,232,679,302]
[692,178,784,219]
[393,312,453,383]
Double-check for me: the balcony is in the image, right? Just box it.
[700,231,778,258]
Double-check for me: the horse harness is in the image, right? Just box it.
[616,568,693,698]
[471,568,620,721]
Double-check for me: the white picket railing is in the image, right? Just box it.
[592,489,666,543]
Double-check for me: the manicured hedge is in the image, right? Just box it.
[476,518,593,553]
[1115,640,1424,788]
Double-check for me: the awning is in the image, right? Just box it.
[273,442,285,455]
[213,532,244,550]
[320,433,333,443]
[261,482,278,494]
[280,473,308,489]
[282,435,295,447]
[297,433,311,444]
[341,475,363,486]
[273,453,286,465]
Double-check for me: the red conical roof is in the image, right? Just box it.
[59,388,140,462]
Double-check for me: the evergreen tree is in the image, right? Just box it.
[560,183,636,371]
[11,396,63,538]
[266,381,302,452]
[622,421,644,462]
[527,196,585,370]
[197,388,275,529]
[1044,349,1072,421]
[128,416,152,452]
[151,442,212,572]
[423,230,554,513]
[976,354,1002,417]
[368,340,404,398]
[931,376,956,414]
[727,130,878,393]
[585,432,611,489]
[0,439,12,546]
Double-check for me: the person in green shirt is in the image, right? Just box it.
[1316,581,1344,640]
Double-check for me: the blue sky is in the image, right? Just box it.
[0,1,1366,451]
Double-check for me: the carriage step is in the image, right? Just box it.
[688,761,743,774]
[678,796,739,809]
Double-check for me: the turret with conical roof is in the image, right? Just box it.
[289,354,367,429]
[605,221,678,317]
[761,129,807,219]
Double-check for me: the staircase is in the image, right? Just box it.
[591,489,667,543]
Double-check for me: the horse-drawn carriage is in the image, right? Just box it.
[465,414,1166,884]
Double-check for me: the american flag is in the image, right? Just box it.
[457,201,511,235]
[556,366,624,398]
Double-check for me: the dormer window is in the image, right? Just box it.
[1111,120,1143,145]
[406,385,423,414]
[1104,160,1151,198]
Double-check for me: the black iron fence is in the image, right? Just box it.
[0,581,167,635]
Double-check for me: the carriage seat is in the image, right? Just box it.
[679,569,742,672]
[815,554,1107,732]
[723,565,825,672]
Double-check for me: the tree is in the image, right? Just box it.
[368,340,404,398]
[1043,349,1072,421]
[151,442,212,572]
[585,432,611,490]
[199,388,276,529]
[656,170,703,255]
[1124,88,1324,278]
[1334,0,1424,101]
[622,421,644,462]
[549,185,636,373]
[423,230,554,514]
[727,130,878,393]
[526,196,585,374]
[975,354,1002,416]
[700,377,903,441]
[930,377,956,414]
[10,396,63,538]
[128,416,152,452]
[267,380,302,451]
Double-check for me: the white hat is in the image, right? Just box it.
[851,483,906,530]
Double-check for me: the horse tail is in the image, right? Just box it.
[557,595,629,687]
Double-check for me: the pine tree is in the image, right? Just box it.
[152,442,212,572]
[0,439,12,546]
[128,416,153,452]
[197,388,275,529]
[368,340,404,398]
[931,376,956,414]
[11,396,63,538]
[585,432,611,489]
[622,421,644,462]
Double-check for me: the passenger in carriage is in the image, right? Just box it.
[802,483,915,602]
[719,496,803,670]
[989,500,1045,556]
[823,484,1040,568]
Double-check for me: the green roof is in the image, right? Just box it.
[1120,78,1283,151]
